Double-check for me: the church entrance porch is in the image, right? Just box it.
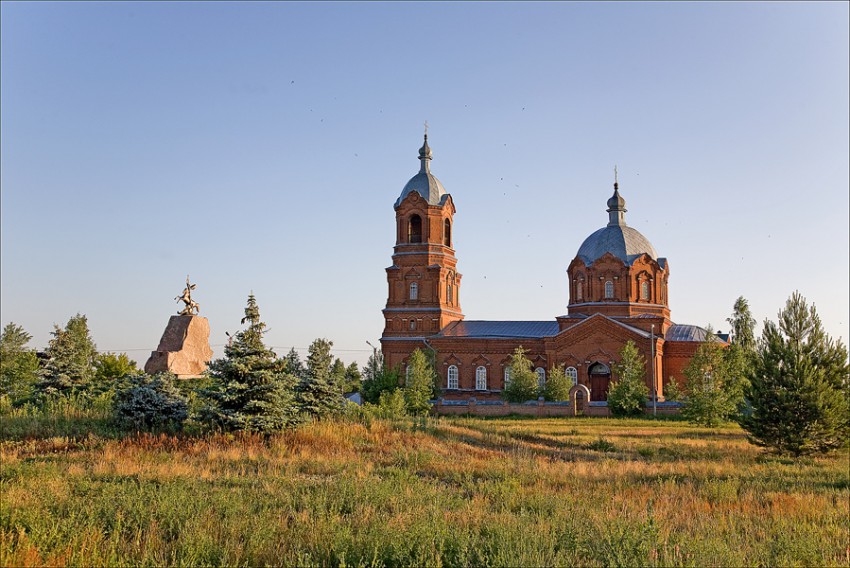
[588,362,611,401]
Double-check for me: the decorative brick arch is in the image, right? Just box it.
[569,383,591,415]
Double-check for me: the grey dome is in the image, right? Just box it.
[576,225,658,265]
[576,182,658,265]
[395,134,449,207]
[396,172,448,207]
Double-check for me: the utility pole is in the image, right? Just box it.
[651,324,657,416]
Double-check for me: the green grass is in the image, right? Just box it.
[1,409,848,567]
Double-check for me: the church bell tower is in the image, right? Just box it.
[381,134,463,340]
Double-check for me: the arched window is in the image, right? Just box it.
[475,366,487,390]
[408,215,422,243]
[447,281,453,305]
[535,367,546,389]
[444,219,451,246]
[641,281,649,300]
[447,365,459,389]
[576,281,583,301]
[409,319,416,330]
[504,367,512,387]
[409,282,418,300]
[565,366,578,386]
[605,280,614,299]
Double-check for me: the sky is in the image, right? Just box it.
[2,1,848,368]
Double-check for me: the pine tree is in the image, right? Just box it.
[331,358,347,395]
[282,348,306,380]
[502,347,538,403]
[542,364,571,401]
[608,340,649,417]
[343,362,362,394]
[0,323,39,402]
[297,338,345,418]
[403,349,435,415]
[681,330,742,426]
[199,294,298,432]
[741,292,850,456]
[727,296,757,352]
[37,314,97,397]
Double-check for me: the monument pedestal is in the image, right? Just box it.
[144,315,213,378]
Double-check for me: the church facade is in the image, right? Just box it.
[380,135,710,402]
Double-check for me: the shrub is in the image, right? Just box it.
[403,349,435,416]
[113,373,188,431]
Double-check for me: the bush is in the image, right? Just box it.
[113,373,188,431]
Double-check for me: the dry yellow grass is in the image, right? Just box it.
[1,416,848,567]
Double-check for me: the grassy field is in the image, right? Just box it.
[1,405,848,567]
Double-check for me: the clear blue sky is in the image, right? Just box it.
[2,2,848,367]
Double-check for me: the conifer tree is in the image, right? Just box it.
[37,314,97,397]
[343,362,362,394]
[403,349,435,415]
[502,346,538,403]
[331,358,347,394]
[282,348,306,380]
[542,364,571,402]
[741,292,849,456]
[199,294,298,432]
[608,340,649,417]
[297,338,345,418]
[0,323,39,402]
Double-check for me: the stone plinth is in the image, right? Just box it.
[144,315,213,378]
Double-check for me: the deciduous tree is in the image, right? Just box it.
[0,323,39,402]
[608,341,649,417]
[681,329,743,426]
[403,349,435,415]
[542,364,571,402]
[502,347,538,403]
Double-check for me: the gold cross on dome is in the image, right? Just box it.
[424,120,429,136]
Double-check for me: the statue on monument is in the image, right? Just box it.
[175,275,200,316]
[145,274,212,378]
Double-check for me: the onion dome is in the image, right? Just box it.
[395,134,448,207]
[576,181,658,265]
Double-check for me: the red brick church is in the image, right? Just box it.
[380,135,710,402]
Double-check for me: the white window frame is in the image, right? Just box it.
[409,281,418,300]
[566,366,578,386]
[535,367,546,389]
[447,365,459,389]
[605,280,614,299]
[475,366,487,390]
[640,280,649,300]
[504,367,512,387]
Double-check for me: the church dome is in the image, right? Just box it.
[576,182,658,265]
[395,134,448,207]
